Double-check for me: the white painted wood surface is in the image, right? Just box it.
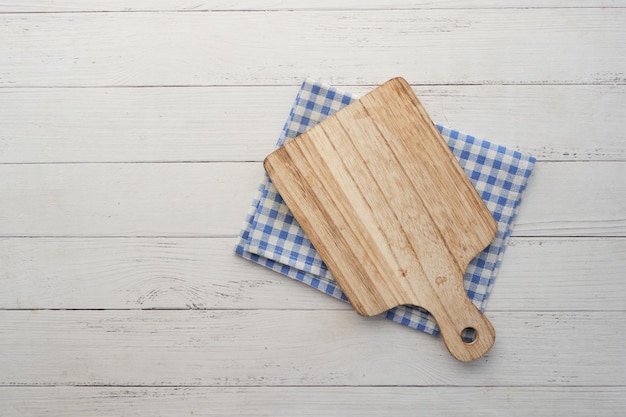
[2,9,626,87]
[3,85,626,162]
[0,1,624,415]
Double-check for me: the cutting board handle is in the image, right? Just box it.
[426,285,496,362]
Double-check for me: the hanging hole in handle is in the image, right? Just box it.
[461,327,478,344]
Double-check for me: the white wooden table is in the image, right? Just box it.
[1,2,625,415]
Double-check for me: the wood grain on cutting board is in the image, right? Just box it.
[264,78,497,361]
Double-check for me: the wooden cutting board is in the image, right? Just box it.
[263,77,498,362]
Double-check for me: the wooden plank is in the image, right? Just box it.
[0,162,623,237]
[0,310,624,386]
[491,238,626,310]
[0,237,348,310]
[1,386,624,417]
[514,161,626,236]
[1,237,624,311]
[0,86,294,164]
[1,9,625,87]
[2,85,625,163]
[1,1,624,12]
[0,162,265,237]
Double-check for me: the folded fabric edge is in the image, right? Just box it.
[234,79,313,255]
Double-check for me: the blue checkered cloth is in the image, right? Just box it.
[235,79,536,335]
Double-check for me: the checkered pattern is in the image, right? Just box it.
[235,79,536,335]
